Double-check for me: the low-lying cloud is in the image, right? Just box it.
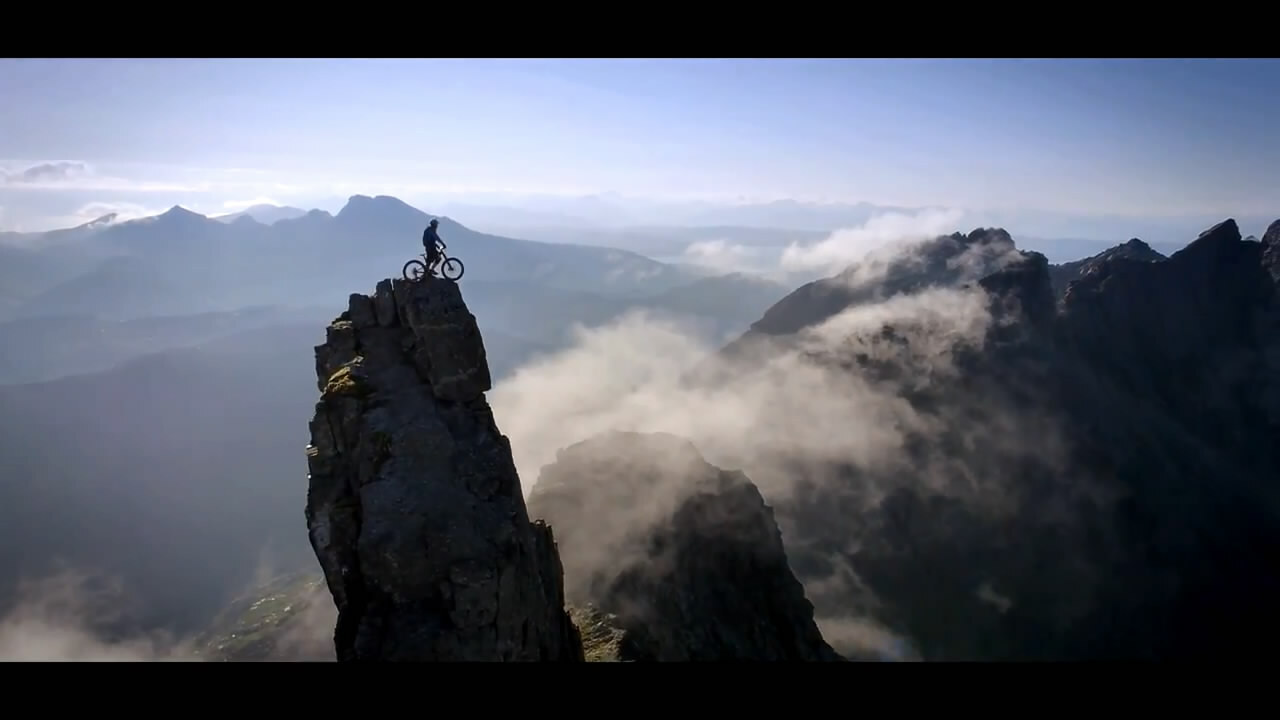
[489,283,1003,659]
[489,209,1071,659]
[0,548,338,662]
[493,209,1003,496]
[779,207,969,276]
[680,238,768,275]
[492,283,995,499]
[74,201,160,223]
[0,568,198,661]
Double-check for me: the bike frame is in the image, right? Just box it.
[404,242,464,282]
[425,243,448,264]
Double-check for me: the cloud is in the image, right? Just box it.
[779,207,969,276]
[489,214,1080,660]
[492,283,996,500]
[680,238,766,274]
[73,201,162,223]
[0,548,338,663]
[0,160,518,202]
[489,209,1019,502]
[0,160,207,193]
[488,284,1002,660]
[815,616,921,661]
[1,161,91,185]
[0,568,199,662]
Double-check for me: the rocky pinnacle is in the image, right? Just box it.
[527,430,844,661]
[304,276,583,661]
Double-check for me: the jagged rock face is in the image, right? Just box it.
[1046,237,1166,298]
[977,250,1057,330]
[701,217,1280,660]
[525,431,842,661]
[694,227,1025,386]
[742,227,1022,339]
[1052,221,1276,472]
[305,277,583,662]
[1263,219,1280,283]
[1039,219,1280,657]
[1261,221,1280,422]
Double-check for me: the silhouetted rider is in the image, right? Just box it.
[422,218,445,275]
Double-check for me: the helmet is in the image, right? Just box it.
[429,218,439,227]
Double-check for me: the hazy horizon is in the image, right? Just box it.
[3,58,1277,247]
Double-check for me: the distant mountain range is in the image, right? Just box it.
[0,195,722,321]
[213,204,309,225]
[0,195,794,386]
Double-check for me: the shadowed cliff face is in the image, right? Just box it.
[526,431,842,661]
[724,218,1280,659]
[305,276,582,661]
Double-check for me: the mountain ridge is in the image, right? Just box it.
[0,194,716,323]
[697,214,1280,659]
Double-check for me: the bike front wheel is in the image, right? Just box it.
[403,259,428,281]
[440,257,465,281]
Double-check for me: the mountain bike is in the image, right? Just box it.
[403,244,465,282]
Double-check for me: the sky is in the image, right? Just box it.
[1,57,1277,234]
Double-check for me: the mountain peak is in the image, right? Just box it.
[158,205,206,221]
[1046,235,1169,297]
[1175,217,1241,258]
[964,227,1014,247]
[337,194,424,218]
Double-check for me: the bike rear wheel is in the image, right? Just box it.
[440,257,465,281]
[403,259,428,281]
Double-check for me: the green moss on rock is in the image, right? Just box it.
[195,573,335,662]
[569,605,629,662]
[322,362,371,400]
